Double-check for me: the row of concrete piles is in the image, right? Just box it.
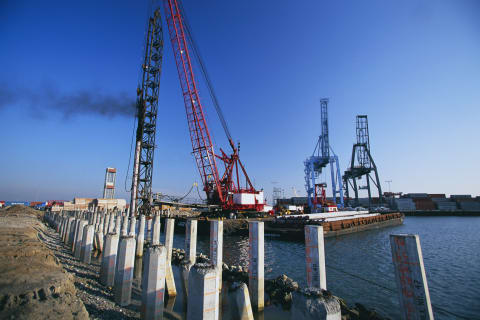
[44,210,342,320]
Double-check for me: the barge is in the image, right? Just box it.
[167,211,404,240]
[265,212,404,239]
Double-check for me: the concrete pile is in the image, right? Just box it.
[43,209,391,320]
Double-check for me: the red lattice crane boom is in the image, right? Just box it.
[163,0,265,211]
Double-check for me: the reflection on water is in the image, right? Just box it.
[224,237,250,269]
[165,295,175,312]
[139,217,480,319]
[164,263,287,320]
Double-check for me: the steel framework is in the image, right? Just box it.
[304,99,344,212]
[272,187,283,206]
[343,115,383,208]
[103,167,116,199]
[130,8,164,216]
[163,0,222,204]
[163,0,262,210]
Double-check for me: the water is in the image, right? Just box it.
[166,217,480,319]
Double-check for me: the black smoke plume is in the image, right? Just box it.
[0,83,136,118]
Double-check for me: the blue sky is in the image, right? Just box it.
[1,0,479,202]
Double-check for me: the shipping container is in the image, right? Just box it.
[414,202,436,210]
[47,200,66,206]
[450,194,472,199]
[29,201,43,207]
[412,197,435,210]
[436,202,458,210]
[459,201,480,211]
[405,193,429,199]
[428,194,446,198]
[394,198,416,211]
[292,197,308,205]
[5,201,30,206]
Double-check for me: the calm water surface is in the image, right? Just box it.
[166,217,480,319]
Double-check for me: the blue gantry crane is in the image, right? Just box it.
[304,99,344,212]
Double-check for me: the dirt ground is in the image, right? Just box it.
[40,216,141,320]
[0,206,88,320]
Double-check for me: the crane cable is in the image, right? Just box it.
[171,183,195,202]
[177,0,233,145]
[124,112,138,192]
[195,183,205,201]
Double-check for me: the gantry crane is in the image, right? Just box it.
[343,115,383,208]
[304,99,344,212]
[130,7,164,216]
[163,0,265,211]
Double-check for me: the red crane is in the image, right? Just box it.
[163,0,264,211]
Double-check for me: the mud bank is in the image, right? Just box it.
[0,206,88,319]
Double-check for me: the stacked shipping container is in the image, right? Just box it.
[450,195,480,211]
[412,198,436,210]
[431,198,458,211]
[397,194,480,212]
[394,198,416,211]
